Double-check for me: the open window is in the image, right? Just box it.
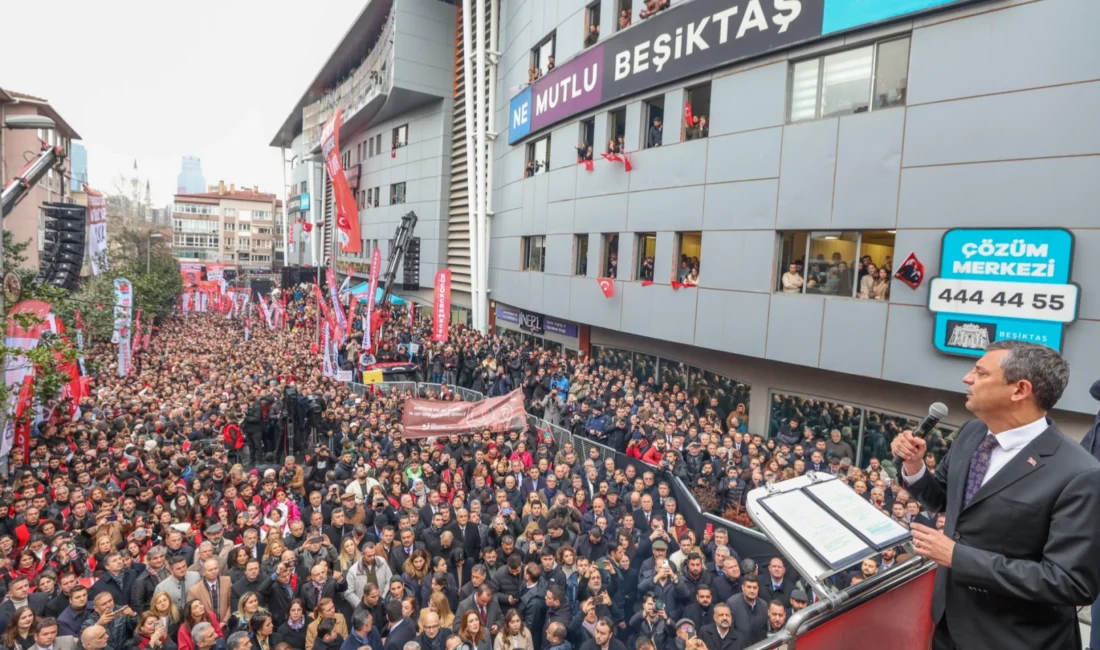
[585,2,601,47]
[577,118,595,162]
[684,83,712,141]
[530,32,556,81]
[616,0,633,31]
[644,97,665,148]
[390,182,406,205]
[574,235,590,276]
[601,233,619,278]
[607,108,626,153]
[392,124,409,150]
[523,236,546,272]
[525,135,551,177]
[635,233,656,281]
[775,230,895,299]
[674,232,702,284]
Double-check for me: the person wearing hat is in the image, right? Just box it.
[788,590,809,614]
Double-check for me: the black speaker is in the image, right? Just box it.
[402,237,420,290]
[34,203,86,291]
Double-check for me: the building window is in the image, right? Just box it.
[523,236,546,272]
[644,97,665,148]
[369,137,375,157]
[616,0,633,31]
[391,182,407,205]
[635,232,656,280]
[775,230,896,299]
[640,0,670,20]
[601,233,619,278]
[789,36,910,123]
[577,118,595,162]
[674,232,702,284]
[372,187,380,208]
[239,223,251,232]
[223,222,235,231]
[530,32,556,81]
[525,135,550,177]
[585,2,601,47]
[574,235,589,276]
[608,108,626,153]
[684,83,711,141]
[366,188,374,208]
[392,124,409,150]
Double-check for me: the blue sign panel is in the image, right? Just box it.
[508,87,532,144]
[928,229,1079,357]
[822,0,976,34]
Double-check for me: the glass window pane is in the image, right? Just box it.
[636,233,656,280]
[658,359,686,392]
[789,59,820,121]
[821,46,873,118]
[631,352,657,387]
[874,37,910,109]
[805,232,858,296]
[768,392,863,459]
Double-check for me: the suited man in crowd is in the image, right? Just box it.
[187,559,232,623]
[445,509,481,561]
[893,341,1100,650]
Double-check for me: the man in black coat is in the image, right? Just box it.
[445,509,482,560]
[44,572,79,618]
[578,618,626,650]
[0,576,49,620]
[756,558,795,605]
[256,561,297,627]
[894,342,1100,650]
[699,603,745,650]
[382,602,415,650]
[298,561,348,616]
[726,577,767,646]
[89,552,140,608]
[231,560,265,610]
[541,585,571,642]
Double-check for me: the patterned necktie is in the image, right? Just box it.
[964,434,1000,506]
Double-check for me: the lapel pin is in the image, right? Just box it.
[1027,457,1037,467]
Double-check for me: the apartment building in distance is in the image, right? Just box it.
[172,181,283,273]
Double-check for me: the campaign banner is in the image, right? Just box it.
[114,278,133,377]
[206,264,226,282]
[401,389,528,438]
[4,300,61,388]
[85,186,109,275]
[326,268,348,343]
[313,284,336,333]
[432,269,452,342]
[508,0,981,143]
[321,108,363,254]
[364,248,382,348]
[132,309,143,361]
[0,374,36,460]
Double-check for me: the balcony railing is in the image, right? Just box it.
[302,8,397,151]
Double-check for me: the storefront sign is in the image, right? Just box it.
[508,0,986,144]
[288,193,311,212]
[495,305,578,338]
[928,229,1078,357]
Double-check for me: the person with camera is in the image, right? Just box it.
[627,593,669,650]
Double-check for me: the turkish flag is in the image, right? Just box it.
[671,281,684,290]
[597,277,615,298]
[641,280,654,287]
[391,147,397,159]
[583,159,594,172]
[685,101,694,127]
[622,151,633,172]
[601,152,622,163]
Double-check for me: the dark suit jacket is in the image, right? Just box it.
[907,418,1100,650]
[383,617,416,650]
[445,522,482,560]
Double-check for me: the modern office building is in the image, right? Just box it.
[276,0,1099,448]
[171,181,280,273]
[177,156,207,195]
[0,87,81,270]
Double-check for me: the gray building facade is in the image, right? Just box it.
[491,0,1100,437]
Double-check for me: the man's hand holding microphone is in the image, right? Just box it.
[890,402,955,568]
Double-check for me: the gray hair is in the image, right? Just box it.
[986,340,1069,410]
[192,623,214,644]
[227,631,250,650]
[404,643,422,650]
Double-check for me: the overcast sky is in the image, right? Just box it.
[1,0,365,205]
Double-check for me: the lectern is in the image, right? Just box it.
[742,472,936,650]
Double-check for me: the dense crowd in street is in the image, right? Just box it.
[0,287,941,650]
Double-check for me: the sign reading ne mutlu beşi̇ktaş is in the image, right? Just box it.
[928,229,1079,357]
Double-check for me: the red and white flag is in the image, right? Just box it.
[601,152,622,163]
[432,269,452,342]
[684,101,694,127]
[597,277,615,299]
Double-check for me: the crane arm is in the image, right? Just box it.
[1,142,65,219]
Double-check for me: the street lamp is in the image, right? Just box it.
[147,232,163,273]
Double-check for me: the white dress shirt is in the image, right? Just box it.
[904,417,1048,487]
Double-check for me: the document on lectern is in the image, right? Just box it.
[803,478,911,551]
[758,488,873,570]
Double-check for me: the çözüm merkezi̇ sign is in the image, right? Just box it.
[928,229,1079,357]
[508,0,985,144]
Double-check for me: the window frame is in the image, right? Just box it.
[774,230,895,300]
[601,233,619,279]
[525,134,551,176]
[390,182,407,205]
[531,32,557,77]
[673,231,702,283]
[642,96,665,149]
[584,2,601,47]
[573,234,590,276]
[683,82,712,141]
[392,124,409,149]
[787,35,912,123]
[523,235,546,272]
[607,107,627,152]
[634,232,656,281]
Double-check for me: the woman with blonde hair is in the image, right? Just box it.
[305,598,347,650]
[225,591,263,635]
[493,609,533,650]
[147,592,182,640]
[418,591,454,632]
[260,539,286,576]
[337,537,360,573]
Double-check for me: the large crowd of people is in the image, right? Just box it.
[0,286,943,650]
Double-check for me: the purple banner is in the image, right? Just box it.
[496,305,521,324]
[530,45,605,132]
[545,317,578,338]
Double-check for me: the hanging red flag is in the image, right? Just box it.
[684,101,694,127]
[671,280,684,290]
[391,147,397,159]
[641,280,654,287]
[582,159,594,172]
[893,252,926,289]
[601,152,622,163]
[597,277,615,298]
[321,107,362,253]
[12,374,35,458]
[432,269,452,342]
[622,151,633,172]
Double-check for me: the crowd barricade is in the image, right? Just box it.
[349,381,780,566]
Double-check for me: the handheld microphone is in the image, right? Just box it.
[891,402,949,471]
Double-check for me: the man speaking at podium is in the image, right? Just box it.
[891,340,1100,650]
